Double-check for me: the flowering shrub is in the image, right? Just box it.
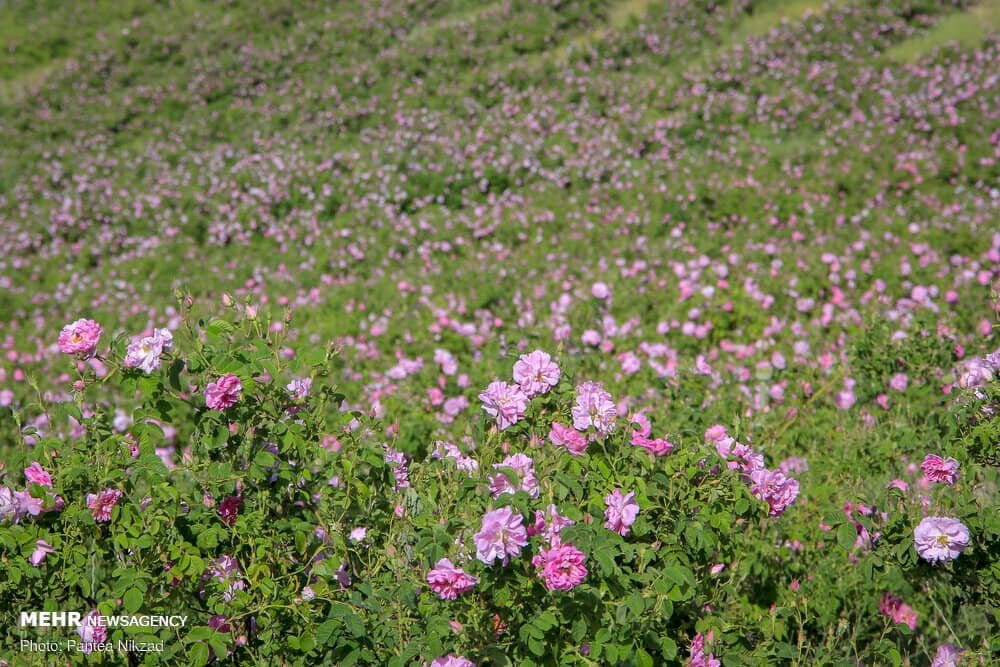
[4,302,996,665]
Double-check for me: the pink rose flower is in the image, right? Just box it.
[914,517,970,563]
[571,381,617,437]
[205,374,242,411]
[77,610,108,652]
[688,631,720,667]
[28,539,55,567]
[58,319,103,358]
[489,453,539,498]
[549,422,587,455]
[87,488,123,522]
[931,644,963,667]
[532,542,588,590]
[920,454,959,485]
[430,656,476,667]
[604,489,639,536]
[24,462,53,488]
[512,350,561,397]
[748,468,800,517]
[879,593,918,630]
[478,381,528,430]
[426,558,478,600]
[474,507,528,565]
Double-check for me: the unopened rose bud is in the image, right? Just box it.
[245,304,258,320]
[222,293,234,307]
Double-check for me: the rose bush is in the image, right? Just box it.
[1,299,997,665]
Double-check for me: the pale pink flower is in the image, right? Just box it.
[879,593,918,630]
[931,644,963,667]
[914,517,970,563]
[430,656,476,667]
[87,488,123,522]
[549,422,587,455]
[0,486,16,522]
[24,462,53,488]
[688,631,720,667]
[532,542,587,590]
[921,454,959,485]
[531,504,575,543]
[632,434,674,456]
[478,381,528,430]
[489,453,539,498]
[58,319,102,357]
[77,610,107,653]
[571,381,616,437]
[13,490,43,520]
[474,507,529,565]
[748,469,799,517]
[426,558,478,600]
[604,489,639,536]
[205,374,242,410]
[124,328,173,373]
[286,377,312,400]
[28,539,55,567]
[512,350,560,397]
[888,373,909,392]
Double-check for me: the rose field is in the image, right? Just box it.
[1,0,999,665]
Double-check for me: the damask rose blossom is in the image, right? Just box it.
[549,422,587,455]
[748,468,800,517]
[286,377,312,400]
[531,504,575,543]
[604,489,639,536]
[921,454,959,485]
[532,542,588,590]
[87,488,123,522]
[124,328,173,373]
[879,593,918,630]
[914,517,970,563]
[58,319,103,357]
[205,374,242,410]
[28,539,55,567]
[24,462,53,488]
[0,486,16,522]
[512,350,560,397]
[489,453,539,498]
[688,631,720,667]
[931,644,963,667]
[478,381,528,430]
[430,656,475,667]
[571,381,617,437]
[426,558,478,600]
[474,507,529,565]
[77,610,108,653]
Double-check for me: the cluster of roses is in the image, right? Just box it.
[704,425,799,517]
[423,352,653,666]
[912,454,969,565]
[1,456,126,570]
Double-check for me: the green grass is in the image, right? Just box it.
[886,0,1000,62]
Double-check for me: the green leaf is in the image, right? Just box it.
[837,522,857,550]
[123,588,143,613]
[188,643,210,667]
[316,619,339,646]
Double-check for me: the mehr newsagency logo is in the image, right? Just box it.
[17,611,186,654]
